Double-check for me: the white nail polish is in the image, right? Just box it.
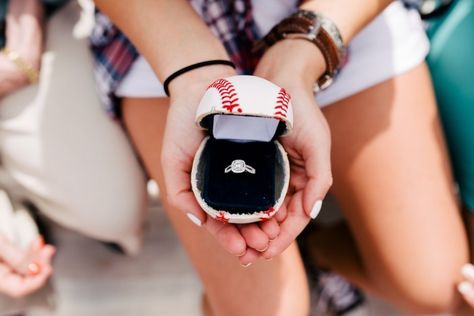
[240,262,252,268]
[458,282,474,296]
[462,264,474,279]
[310,200,323,219]
[186,213,202,227]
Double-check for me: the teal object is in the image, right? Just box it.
[426,0,474,210]
[0,0,7,48]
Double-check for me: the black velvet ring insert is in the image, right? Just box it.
[202,138,277,214]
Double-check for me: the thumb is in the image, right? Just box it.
[161,150,207,227]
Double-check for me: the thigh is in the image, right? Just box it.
[322,63,468,311]
[122,97,309,316]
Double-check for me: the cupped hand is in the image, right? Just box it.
[238,39,333,263]
[0,234,55,298]
[161,65,280,262]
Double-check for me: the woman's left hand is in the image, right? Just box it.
[238,39,333,264]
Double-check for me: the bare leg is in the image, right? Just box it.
[121,97,309,316]
[314,64,468,314]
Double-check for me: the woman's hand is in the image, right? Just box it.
[0,53,32,96]
[162,65,282,262]
[0,234,55,298]
[0,0,43,97]
[238,39,333,263]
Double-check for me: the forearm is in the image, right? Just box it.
[300,0,394,43]
[258,0,395,89]
[94,0,230,84]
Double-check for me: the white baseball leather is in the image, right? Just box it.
[191,75,292,224]
[195,75,293,136]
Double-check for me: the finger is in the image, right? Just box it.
[458,281,474,309]
[301,142,332,219]
[259,218,280,241]
[162,148,207,227]
[262,191,310,259]
[37,245,56,266]
[31,235,45,251]
[238,248,260,267]
[0,234,28,274]
[0,263,52,298]
[205,219,247,257]
[286,109,332,220]
[274,197,289,223]
[23,238,54,276]
[239,224,269,252]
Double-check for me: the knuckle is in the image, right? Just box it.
[325,174,334,188]
[166,192,180,209]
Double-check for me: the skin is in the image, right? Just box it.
[0,0,56,298]
[0,234,55,298]
[94,0,393,266]
[122,97,310,316]
[312,64,469,314]
[95,0,469,314]
[0,0,43,96]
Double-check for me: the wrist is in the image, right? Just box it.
[256,39,325,91]
[5,0,44,69]
[169,64,237,101]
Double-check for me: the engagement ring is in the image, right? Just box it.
[225,159,256,174]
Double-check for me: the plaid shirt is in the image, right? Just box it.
[90,0,261,117]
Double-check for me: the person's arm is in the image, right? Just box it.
[94,0,231,94]
[301,0,394,44]
[95,1,267,259]
[246,0,395,260]
[0,0,43,96]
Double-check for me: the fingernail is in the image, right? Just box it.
[186,213,202,227]
[37,235,45,248]
[27,262,41,276]
[458,281,474,297]
[310,200,323,219]
[238,249,247,257]
[240,262,252,268]
[462,264,474,279]
[257,244,269,252]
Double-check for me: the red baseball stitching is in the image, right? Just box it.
[259,207,275,221]
[208,79,242,113]
[274,88,290,120]
[215,211,229,224]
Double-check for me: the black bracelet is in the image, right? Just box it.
[163,59,236,96]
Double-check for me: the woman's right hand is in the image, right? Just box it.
[0,234,55,298]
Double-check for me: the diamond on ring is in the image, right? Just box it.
[225,159,256,174]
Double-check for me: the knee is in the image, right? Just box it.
[44,170,148,243]
[74,181,147,240]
